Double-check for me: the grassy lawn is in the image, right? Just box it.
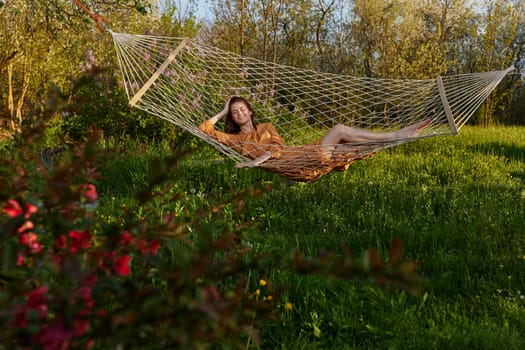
[85,126,525,348]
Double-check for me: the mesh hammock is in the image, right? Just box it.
[110,31,517,181]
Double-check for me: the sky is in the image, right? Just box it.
[157,0,212,21]
[195,0,212,21]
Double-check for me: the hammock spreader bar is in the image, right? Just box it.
[129,38,190,107]
[436,75,458,135]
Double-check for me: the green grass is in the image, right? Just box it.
[94,126,525,349]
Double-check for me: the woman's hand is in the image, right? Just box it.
[235,151,272,168]
[235,159,259,168]
[222,97,231,115]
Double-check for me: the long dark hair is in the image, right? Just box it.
[224,96,256,134]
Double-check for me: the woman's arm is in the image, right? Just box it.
[199,97,245,152]
[208,98,231,125]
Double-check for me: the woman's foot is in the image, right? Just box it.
[397,119,431,138]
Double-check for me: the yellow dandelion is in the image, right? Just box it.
[267,295,273,301]
[285,302,293,311]
[255,289,261,296]
[259,279,267,287]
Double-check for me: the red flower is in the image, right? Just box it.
[3,199,22,217]
[19,232,42,253]
[2,199,37,218]
[27,286,48,311]
[121,231,161,255]
[77,286,95,308]
[147,239,161,255]
[55,235,67,249]
[83,274,97,286]
[16,251,25,267]
[15,286,48,328]
[120,230,133,245]
[73,318,90,336]
[134,238,161,255]
[113,255,131,276]
[68,230,91,253]
[95,251,113,271]
[80,184,98,202]
[26,203,38,217]
[36,320,75,350]
[52,253,64,268]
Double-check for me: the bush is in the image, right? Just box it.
[43,65,181,145]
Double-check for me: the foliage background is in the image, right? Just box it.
[0,0,524,140]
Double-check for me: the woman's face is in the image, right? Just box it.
[230,101,253,128]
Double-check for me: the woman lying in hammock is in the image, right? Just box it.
[199,96,430,181]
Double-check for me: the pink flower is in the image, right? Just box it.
[80,184,98,202]
[68,230,91,253]
[16,220,34,233]
[113,255,131,276]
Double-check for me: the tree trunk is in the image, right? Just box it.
[7,61,15,130]
[6,56,29,132]
[239,0,245,56]
[484,96,493,127]
[16,55,30,129]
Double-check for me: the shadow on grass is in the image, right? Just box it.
[467,141,525,161]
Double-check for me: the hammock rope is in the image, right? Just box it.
[109,31,515,180]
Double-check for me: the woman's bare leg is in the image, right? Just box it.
[322,119,431,146]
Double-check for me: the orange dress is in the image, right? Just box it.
[199,120,372,182]
[199,120,286,158]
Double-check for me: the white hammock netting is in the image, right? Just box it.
[110,31,516,181]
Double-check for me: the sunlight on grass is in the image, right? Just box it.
[91,126,525,349]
